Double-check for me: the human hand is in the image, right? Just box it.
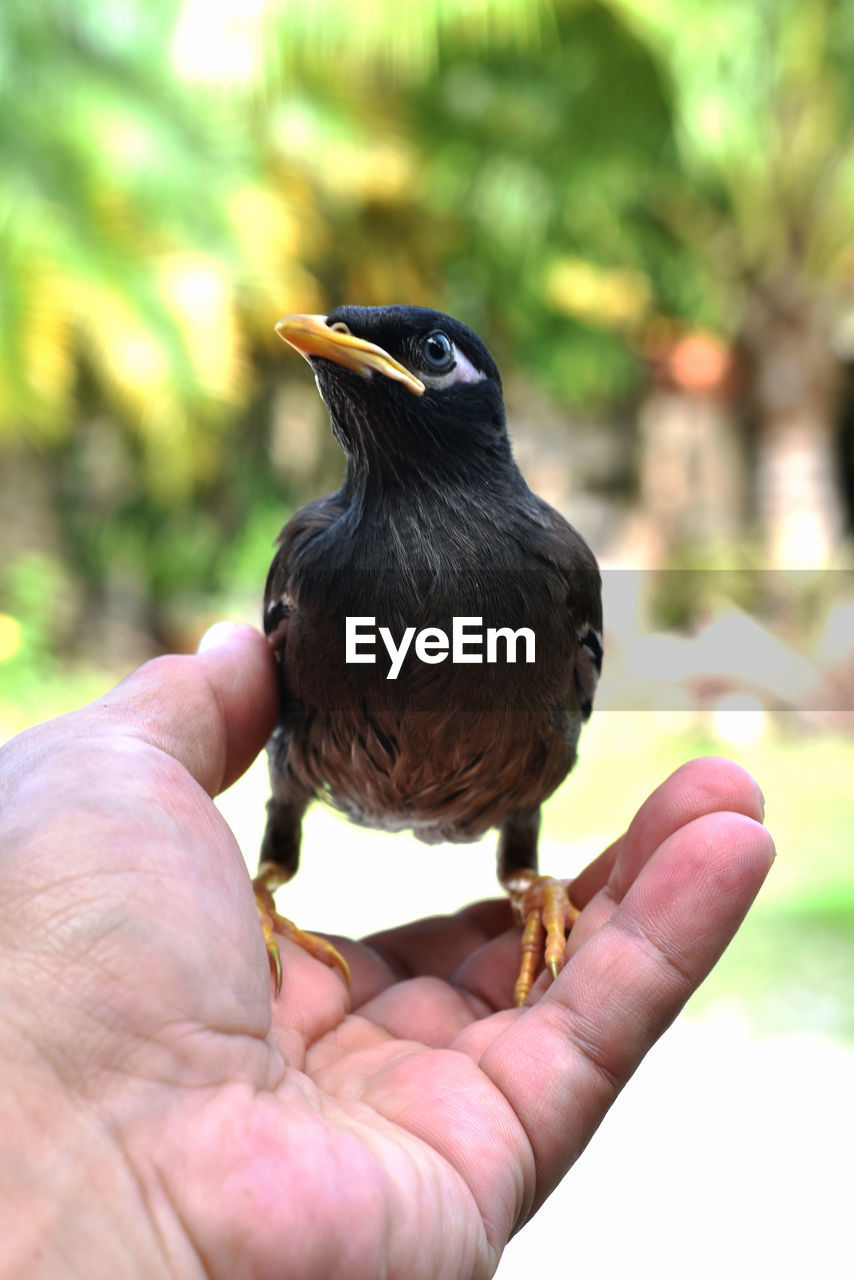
[0,623,774,1279]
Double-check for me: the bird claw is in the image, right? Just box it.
[253,881,350,997]
[507,872,579,1005]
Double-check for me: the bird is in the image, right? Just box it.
[254,305,603,1005]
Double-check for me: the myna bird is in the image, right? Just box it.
[254,306,602,1005]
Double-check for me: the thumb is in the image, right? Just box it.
[100,621,278,796]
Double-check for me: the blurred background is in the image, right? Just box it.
[1,0,852,1275]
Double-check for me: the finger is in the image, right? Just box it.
[195,622,279,791]
[346,900,515,1013]
[451,926,529,1012]
[480,808,775,1202]
[362,899,513,981]
[607,756,765,900]
[100,621,278,796]
[570,756,764,912]
[568,837,621,909]
[567,757,767,957]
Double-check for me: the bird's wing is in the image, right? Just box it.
[263,492,347,652]
[534,498,603,721]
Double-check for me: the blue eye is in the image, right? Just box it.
[422,330,454,370]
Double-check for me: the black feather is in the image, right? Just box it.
[262,306,602,884]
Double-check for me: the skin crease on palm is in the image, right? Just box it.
[0,622,774,1280]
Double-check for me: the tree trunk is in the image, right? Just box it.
[741,273,844,568]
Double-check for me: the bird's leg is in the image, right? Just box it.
[254,787,350,997]
[253,859,350,998]
[497,810,579,1006]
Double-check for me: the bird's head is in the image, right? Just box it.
[274,305,510,490]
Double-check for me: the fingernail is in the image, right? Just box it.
[197,620,243,655]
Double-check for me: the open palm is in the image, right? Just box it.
[0,624,773,1280]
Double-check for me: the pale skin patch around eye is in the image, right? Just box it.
[419,344,486,391]
[451,346,486,385]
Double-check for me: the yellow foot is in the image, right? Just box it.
[253,878,351,998]
[504,871,579,1006]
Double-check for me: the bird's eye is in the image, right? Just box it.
[421,330,454,370]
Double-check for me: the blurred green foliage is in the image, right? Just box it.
[2,0,854,651]
[0,554,107,723]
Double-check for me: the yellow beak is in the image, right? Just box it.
[274,314,425,396]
